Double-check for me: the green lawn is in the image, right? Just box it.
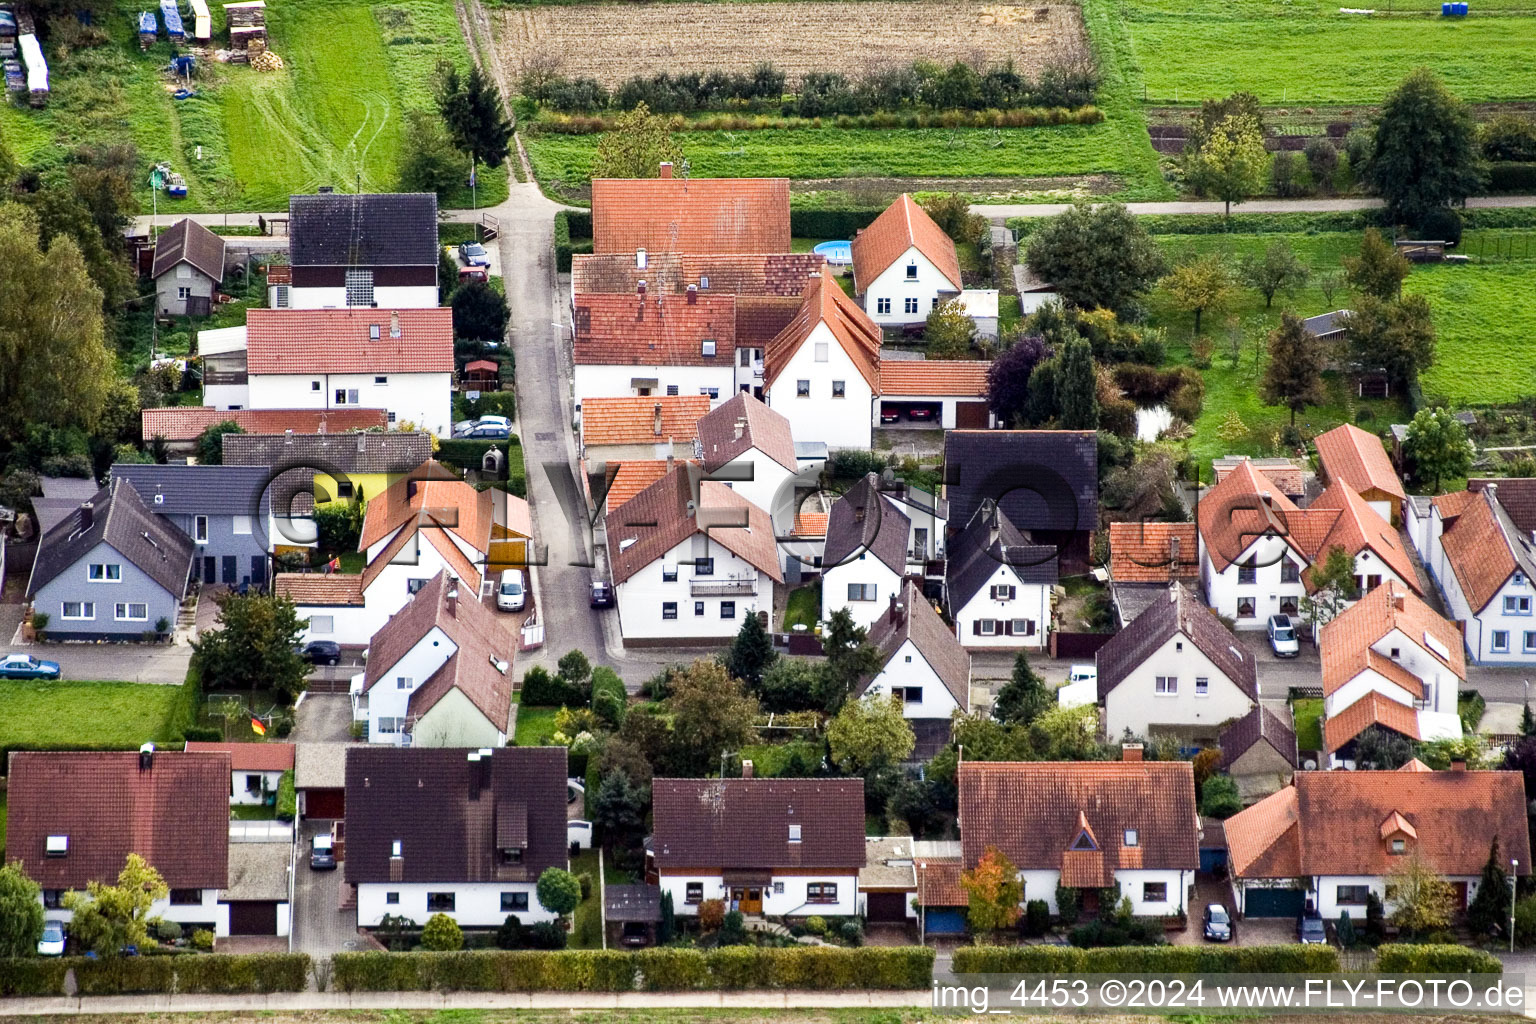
[571,849,603,949]
[783,585,821,630]
[512,701,558,746]
[231,803,278,820]
[0,680,190,751]
[1406,259,1536,407]
[1291,698,1323,753]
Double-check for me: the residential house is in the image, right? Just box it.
[1195,459,1418,629]
[139,407,388,457]
[1409,483,1536,664]
[696,392,803,518]
[947,499,1056,650]
[1315,423,1406,525]
[222,430,435,511]
[1319,581,1463,768]
[958,752,1200,917]
[604,462,783,645]
[850,194,962,329]
[29,475,125,538]
[821,473,909,631]
[762,274,882,450]
[1217,706,1298,804]
[580,395,711,467]
[591,459,696,518]
[572,291,738,407]
[26,478,194,641]
[284,192,439,309]
[860,580,972,759]
[1211,456,1306,504]
[276,462,494,645]
[590,168,790,255]
[6,749,232,936]
[345,746,569,928]
[878,359,994,430]
[152,218,225,316]
[1224,764,1529,919]
[1106,522,1200,625]
[184,741,296,806]
[943,430,1098,574]
[352,571,514,747]
[111,463,273,588]
[1095,583,1257,746]
[650,776,866,917]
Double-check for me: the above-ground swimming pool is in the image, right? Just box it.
[813,240,852,265]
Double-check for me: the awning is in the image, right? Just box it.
[722,869,772,885]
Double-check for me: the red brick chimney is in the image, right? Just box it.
[659,161,673,179]
[1121,743,1144,762]
[741,759,754,779]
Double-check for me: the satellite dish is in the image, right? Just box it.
[1303,758,1318,770]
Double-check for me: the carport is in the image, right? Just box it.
[860,837,917,924]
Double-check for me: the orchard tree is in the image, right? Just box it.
[1185,113,1269,216]
[827,693,916,775]
[592,102,684,180]
[961,845,1023,937]
[1240,241,1310,308]
[1403,406,1473,493]
[1363,68,1484,228]
[1259,313,1325,425]
[1158,253,1234,335]
[63,854,168,956]
[1023,203,1167,315]
[986,335,1050,426]
[0,862,44,957]
[1344,228,1411,300]
[1340,294,1435,393]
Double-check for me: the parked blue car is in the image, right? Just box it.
[0,653,61,679]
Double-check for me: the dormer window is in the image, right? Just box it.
[46,835,68,857]
[788,824,802,843]
[1390,838,1406,854]
[1071,829,1097,852]
[501,847,523,865]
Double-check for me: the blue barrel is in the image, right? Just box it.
[1442,3,1451,14]
[1459,3,1469,14]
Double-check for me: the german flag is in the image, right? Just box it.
[251,717,267,736]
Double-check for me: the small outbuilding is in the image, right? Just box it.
[152,218,226,317]
[605,884,662,947]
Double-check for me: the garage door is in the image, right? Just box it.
[1244,887,1305,918]
[226,900,279,935]
[955,401,990,429]
[304,788,345,819]
[866,892,908,922]
[923,907,968,935]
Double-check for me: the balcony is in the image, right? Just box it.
[692,574,758,597]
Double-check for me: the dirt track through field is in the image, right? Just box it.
[494,2,1086,87]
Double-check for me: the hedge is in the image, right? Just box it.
[331,946,934,991]
[788,208,883,239]
[952,944,1339,974]
[439,438,527,497]
[1375,944,1502,974]
[0,953,311,995]
[533,107,1103,136]
[554,211,594,272]
[1487,162,1536,194]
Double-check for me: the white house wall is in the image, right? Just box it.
[821,557,900,631]
[247,372,451,436]
[573,364,735,408]
[44,888,230,938]
[953,567,1050,650]
[614,536,771,643]
[412,687,507,748]
[713,450,794,522]
[863,638,963,719]
[229,768,287,805]
[860,247,956,327]
[1200,534,1306,630]
[765,320,874,450]
[1461,577,1536,665]
[659,872,860,918]
[288,285,438,311]
[356,881,555,928]
[205,382,250,410]
[1014,868,1191,917]
[1102,634,1254,740]
[365,625,454,743]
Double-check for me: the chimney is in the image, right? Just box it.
[986,501,1000,548]
[285,428,295,444]
[1169,536,1181,566]
[733,417,746,441]
[138,741,155,771]
[686,284,698,305]
[407,478,418,499]
[888,592,904,625]
[659,162,673,179]
[1392,590,1405,612]
[637,279,647,298]
[445,575,459,617]
[390,312,401,339]
[653,403,663,436]
[1451,760,1467,771]
[78,501,94,532]
[1121,743,1144,762]
[741,759,754,779]
[1486,482,1499,507]
[666,451,675,474]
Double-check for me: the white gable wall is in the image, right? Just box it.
[953,565,1050,650]
[821,556,901,631]
[860,246,957,327]
[863,638,963,719]
[574,363,735,408]
[1102,634,1254,740]
[765,320,874,450]
[1199,533,1306,630]
[247,371,451,436]
[363,624,455,743]
[614,535,771,643]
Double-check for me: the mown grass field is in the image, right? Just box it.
[0,679,189,752]
[1407,259,1536,407]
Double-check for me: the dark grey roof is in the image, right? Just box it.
[289,193,439,267]
[111,464,272,519]
[863,579,971,710]
[1302,310,1349,337]
[27,478,195,598]
[40,476,101,500]
[824,473,909,574]
[1218,705,1298,771]
[605,884,662,923]
[943,430,1097,536]
[222,432,432,478]
[151,217,226,281]
[946,499,1057,607]
[1095,582,1256,701]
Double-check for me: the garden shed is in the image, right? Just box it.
[462,359,501,390]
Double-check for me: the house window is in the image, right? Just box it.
[847,583,877,602]
[815,342,829,362]
[245,774,264,794]
[345,269,374,306]
[694,557,714,576]
[1007,619,1034,636]
[990,584,1016,601]
[273,285,290,308]
[169,889,202,906]
[1281,561,1299,583]
[1525,631,1536,652]
[396,677,413,690]
[1336,885,1370,906]
[662,564,678,582]
[1237,560,1257,585]
[796,380,810,398]
[501,892,529,913]
[1155,676,1177,695]
[720,601,736,619]
[1506,595,1533,615]
[195,516,209,543]
[740,349,752,368]
[902,686,922,704]
[1279,596,1299,616]
[807,883,838,903]
[876,297,891,315]
[905,263,918,281]
[407,578,429,594]
[685,883,704,904]
[61,602,95,620]
[335,389,360,405]
[1236,597,1257,619]
[232,515,252,535]
[374,376,389,386]
[1493,631,1511,653]
[1390,838,1406,854]
[1124,829,1138,847]
[311,380,321,391]
[308,615,334,634]
[662,602,678,620]
[115,603,148,621]
[501,848,523,865]
[701,340,717,358]
[88,564,122,581]
[177,286,192,300]
[702,387,720,399]
[694,601,705,616]
[387,412,396,423]
[831,380,846,399]
[43,890,63,909]
[376,717,402,734]
[1366,574,1382,590]
[426,892,456,912]
[903,297,919,315]
[1195,677,1209,697]
[979,619,998,636]
[666,385,679,396]
[1142,882,1167,903]
[386,892,400,905]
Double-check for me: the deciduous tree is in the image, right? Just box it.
[827,693,916,775]
[819,609,883,714]
[1240,241,1310,309]
[399,109,468,199]
[452,281,510,341]
[1340,294,1435,393]
[1387,849,1456,937]
[925,298,976,359]
[986,335,1050,427]
[1023,203,1166,315]
[592,102,684,180]
[63,853,167,956]
[1185,113,1269,216]
[192,591,310,705]
[536,867,582,919]
[1260,312,1325,425]
[0,862,44,957]
[1403,406,1473,493]
[1158,254,1234,335]
[961,845,1023,936]
[663,658,759,776]
[1343,228,1411,300]
[1363,68,1484,228]
[1300,544,1359,628]
[195,421,244,466]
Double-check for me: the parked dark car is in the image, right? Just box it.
[1297,913,1327,944]
[298,640,341,666]
[620,922,651,948]
[907,406,936,421]
[590,580,615,608]
[310,834,337,870]
[1203,903,1232,942]
[459,242,491,267]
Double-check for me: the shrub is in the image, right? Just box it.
[1486,163,1536,194]
[1375,944,1501,974]
[520,665,588,707]
[1024,899,1051,937]
[421,913,465,951]
[1417,207,1463,247]
[191,929,215,951]
[156,920,183,942]
[1055,885,1081,925]
[719,909,748,946]
[496,914,523,950]
[527,920,568,950]
[1270,151,1307,198]
[180,725,223,742]
[578,872,594,902]
[803,915,827,936]
[1481,114,1536,162]
[275,769,296,820]
[63,953,310,994]
[698,898,726,932]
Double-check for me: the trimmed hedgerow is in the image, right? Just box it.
[1375,944,1502,974]
[0,953,312,995]
[952,944,1339,974]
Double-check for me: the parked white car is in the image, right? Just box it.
[497,569,527,612]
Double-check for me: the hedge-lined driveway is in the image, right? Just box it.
[292,818,364,960]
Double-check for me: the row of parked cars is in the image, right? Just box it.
[452,414,512,440]
[1200,903,1328,945]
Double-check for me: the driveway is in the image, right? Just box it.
[291,817,364,960]
[3,639,192,684]
[292,693,354,743]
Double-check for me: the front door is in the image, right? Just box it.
[731,886,763,914]
[203,556,216,584]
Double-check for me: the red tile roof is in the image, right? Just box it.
[1195,459,1306,572]
[141,407,388,443]
[604,465,783,585]
[591,177,791,255]
[736,295,807,350]
[572,292,736,367]
[1227,768,1530,879]
[850,194,962,293]
[185,741,296,771]
[1319,580,1465,699]
[879,359,990,398]
[273,572,365,606]
[7,751,230,890]
[1108,523,1199,583]
[696,392,797,474]
[916,858,964,906]
[580,395,710,448]
[792,511,828,537]
[596,459,692,512]
[1315,423,1405,503]
[358,461,492,554]
[1212,457,1306,497]
[1322,690,1423,753]
[571,251,822,298]
[763,274,881,393]
[1302,480,1419,595]
[1439,488,1524,614]
[245,308,454,375]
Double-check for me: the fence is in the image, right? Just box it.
[1050,631,1115,659]
[1465,232,1536,262]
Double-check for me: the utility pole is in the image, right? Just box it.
[1512,858,1519,954]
